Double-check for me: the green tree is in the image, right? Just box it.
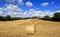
[44,16,51,20]
[0,16,2,21]
[32,16,40,19]
[6,15,11,20]
[52,12,60,21]
[54,12,60,18]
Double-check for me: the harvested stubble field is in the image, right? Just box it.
[0,19,60,37]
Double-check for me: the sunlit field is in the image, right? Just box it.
[0,19,60,37]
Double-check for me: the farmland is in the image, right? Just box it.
[0,19,60,37]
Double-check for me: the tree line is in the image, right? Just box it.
[42,12,60,22]
[0,12,60,21]
[0,15,23,21]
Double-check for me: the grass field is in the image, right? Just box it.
[0,19,60,37]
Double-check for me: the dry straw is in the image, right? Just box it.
[25,25,36,35]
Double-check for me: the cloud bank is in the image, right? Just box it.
[0,0,59,18]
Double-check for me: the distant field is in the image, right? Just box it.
[0,19,60,37]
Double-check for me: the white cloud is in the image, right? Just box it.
[0,10,3,14]
[41,2,49,7]
[0,4,23,17]
[23,11,28,15]
[26,1,33,7]
[6,4,23,12]
[39,10,55,17]
[5,0,24,5]
[29,9,41,17]
[0,8,3,15]
[18,0,24,5]
[6,4,23,16]
[29,9,54,17]
[23,11,30,17]
[0,4,57,18]
[29,9,36,14]
[23,9,54,17]
[56,10,60,12]
[44,12,54,17]
[0,8,3,10]
[0,6,55,18]
[6,0,15,4]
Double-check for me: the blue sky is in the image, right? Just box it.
[0,0,60,17]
